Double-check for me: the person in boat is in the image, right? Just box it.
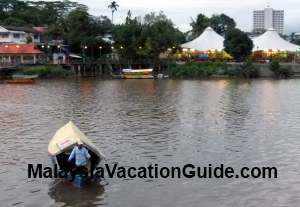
[68,143,91,180]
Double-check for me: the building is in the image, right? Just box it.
[293,32,300,40]
[253,6,284,34]
[0,44,43,64]
[0,26,42,44]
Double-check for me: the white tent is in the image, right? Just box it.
[253,28,300,52]
[181,27,224,51]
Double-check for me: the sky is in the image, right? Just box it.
[73,0,299,34]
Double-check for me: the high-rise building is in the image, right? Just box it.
[253,6,284,34]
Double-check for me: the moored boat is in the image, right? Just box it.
[122,69,154,79]
[48,121,105,187]
[5,74,39,84]
[5,79,35,84]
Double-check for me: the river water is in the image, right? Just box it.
[0,78,300,207]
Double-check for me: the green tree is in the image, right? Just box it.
[0,0,85,26]
[108,1,119,24]
[224,28,253,61]
[141,12,184,58]
[190,13,210,39]
[113,11,143,59]
[2,16,26,26]
[190,13,236,38]
[65,7,98,52]
[113,11,184,59]
[210,14,236,35]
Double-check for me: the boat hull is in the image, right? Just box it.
[123,75,154,79]
[5,79,35,84]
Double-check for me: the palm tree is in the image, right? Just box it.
[108,1,119,24]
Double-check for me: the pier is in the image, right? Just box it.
[69,59,173,77]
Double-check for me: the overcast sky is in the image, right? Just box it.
[73,0,299,34]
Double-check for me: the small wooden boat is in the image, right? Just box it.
[5,79,35,84]
[111,74,124,79]
[12,74,39,79]
[122,69,154,79]
[48,121,105,188]
[5,74,39,84]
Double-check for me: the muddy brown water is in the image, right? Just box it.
[0,79,300,207]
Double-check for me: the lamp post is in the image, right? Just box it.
[57,45,61,53]
[167,48,172,74]
[99,46,102,58]
[138,46,142,67]
[82,45,88,63]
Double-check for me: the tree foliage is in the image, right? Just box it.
[224,28,253,61]
[210,14,236,35]
[0,0,112,55]
[0,0,86,26]
[114,11,184,59]
[190,13,236,38]
[190,14,210,39]
[108,1,119,24]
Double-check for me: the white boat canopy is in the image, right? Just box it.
[253,28,300,52]
[122,69,153,73]
[48,121,105,158]
[181,27,224,51]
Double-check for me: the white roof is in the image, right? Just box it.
[181,27,224,51]
[48,121,105,158]
[253,28,300,52]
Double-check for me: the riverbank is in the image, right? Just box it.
[4,61,300,80]
[17,65,73,78]
[169,61,300,79]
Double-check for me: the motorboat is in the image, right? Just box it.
[48,121,105,187]
[122,68,154,79]
[5,74,38,84]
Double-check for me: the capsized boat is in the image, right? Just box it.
[122,68,154,79]
[48,121,105,186]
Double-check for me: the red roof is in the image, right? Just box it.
[0,44,43,54]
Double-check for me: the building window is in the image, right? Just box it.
[13,33,20,38]
[1,33,9,38]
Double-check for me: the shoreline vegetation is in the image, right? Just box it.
[170,61,258,79]
[170,60,293,79]
[17,65,73,78]
[13,60,294,79]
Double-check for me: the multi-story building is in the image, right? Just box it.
[0,26,42,44]
[253,6,284,34]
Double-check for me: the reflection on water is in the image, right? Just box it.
[48,180,105,207]
[0,78,300,207]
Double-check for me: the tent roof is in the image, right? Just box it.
[253,28,300,52]
[48,121,105,158]
[181,27,224,51]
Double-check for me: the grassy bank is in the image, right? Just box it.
[170,61,258,78]
[269,61,293,78]
[18,65,73,78]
